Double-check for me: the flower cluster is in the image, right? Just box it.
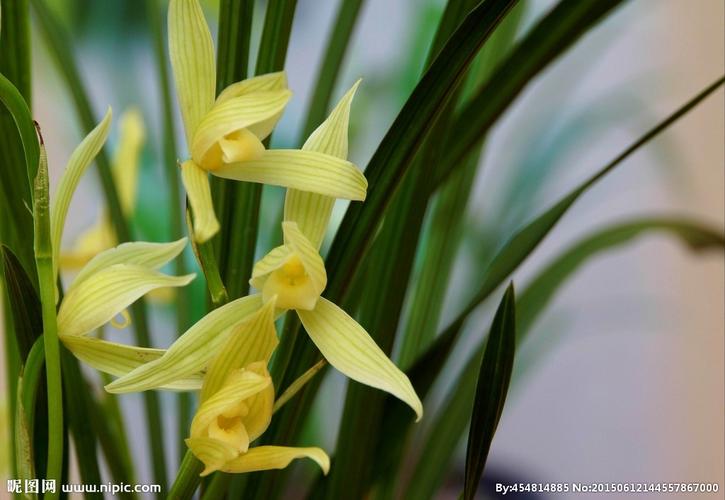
[53,0,422,477]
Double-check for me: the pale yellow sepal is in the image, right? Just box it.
[200,299,278,401]
[59,220,115,270]
[168,0,215,145]
[105,294,263,393]
[61,335,203,391]
[186,437,238,477]
[249,245,291,290]
[191,89,291,166]
[216,72,288,105]
[57,264,194,337]
[298,297,423,421]
[285,80,361,249]
[221,446,330,475]
[113,108,145,213]
[73,238,188,290]
[214,149,367,201]
[51,107,113,282]
[180,160,220,243]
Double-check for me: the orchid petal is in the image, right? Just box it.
[113,108,145,214]
[221,446,330,475]
[298,298,423,421]
[57,264,194,337]
[180,160,220,243]
[282,221,326,295]
[186,437,238,477]
[213,150,367,201]
[105,294,263,393]
[216,72,288,105]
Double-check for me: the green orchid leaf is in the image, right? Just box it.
[463,284,516,500]
[15,374,36,500]
[1,245,42,360]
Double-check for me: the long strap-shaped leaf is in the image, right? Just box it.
[462,284,516,500]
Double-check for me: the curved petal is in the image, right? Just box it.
[200,300,278,401]
[57,264,194,337]
[282,221,326,295]
[181,160,220,243]
[186,437,238,477]
[191,369,271,438]
[221,446,330,475]
[105,294,263,393]
[60,335,203,391]
[249,245,291,290]
[214,150,367,201]
[298,298,423,421]
[191,89,291,162]
[168,0,216,144]
[72,238,188,291]
[51,108,112,281]
[216,72,288,105]
[284,80,361,249]
[113,108,145,214]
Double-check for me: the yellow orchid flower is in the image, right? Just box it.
[59,109,145,270]
[186,299,328,476]
[168,0,367,243]
[105,82,422,420]
[43,108,198,388]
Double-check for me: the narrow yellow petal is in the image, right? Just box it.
[221,446,330,475]
[72,238,188,290]
[281,221,326,295]
[61,335,203,391]
[186,437,239,476]
[191,89,291,164]
[168,0,216,144]
[216,72,288,105]
[284,80,361,249]
[249,245,291,291]
[105,294,263,393]
[113,108,145,215]
[214,150,367,201]
[200,300,278,402]
[57,264,194,337]
[180,160,220,243]
[50,107,112,281]
[298,298,423,421]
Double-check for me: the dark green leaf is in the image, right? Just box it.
[1,245,42,359]
[463,284,516,500]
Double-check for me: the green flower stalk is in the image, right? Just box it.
[168,0,367,243]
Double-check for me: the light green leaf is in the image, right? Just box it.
[105,294,263,393]
[50,107,112,281]
[60,335,203,391]
[298,297,422,421]
[72,238,188,290]
[57,264,194,337]
[213,149,367,201]
[284,80,360,249]
[168,0,216,145]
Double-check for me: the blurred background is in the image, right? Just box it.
[1,0,723,498]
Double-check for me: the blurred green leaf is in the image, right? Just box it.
[463,283,516,500]
[517,218,725,337]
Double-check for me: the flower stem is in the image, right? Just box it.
[33,141,63,500]
[168,451,204,500]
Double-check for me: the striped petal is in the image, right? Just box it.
[51,108,112,282]
[284,80,360,249]
[213,150,367,201]
[249,245,291,291]
[72,238,187,291]
[221,446,330,475]
[168,0,216,144]
[181,160,220,243]
[216,72,288,105]
[200,299,278,401]
[61,335,203,391]
[105,294,263,393]
[57,264,194,337]
[191,89,291,165]
[298,298,423,421]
